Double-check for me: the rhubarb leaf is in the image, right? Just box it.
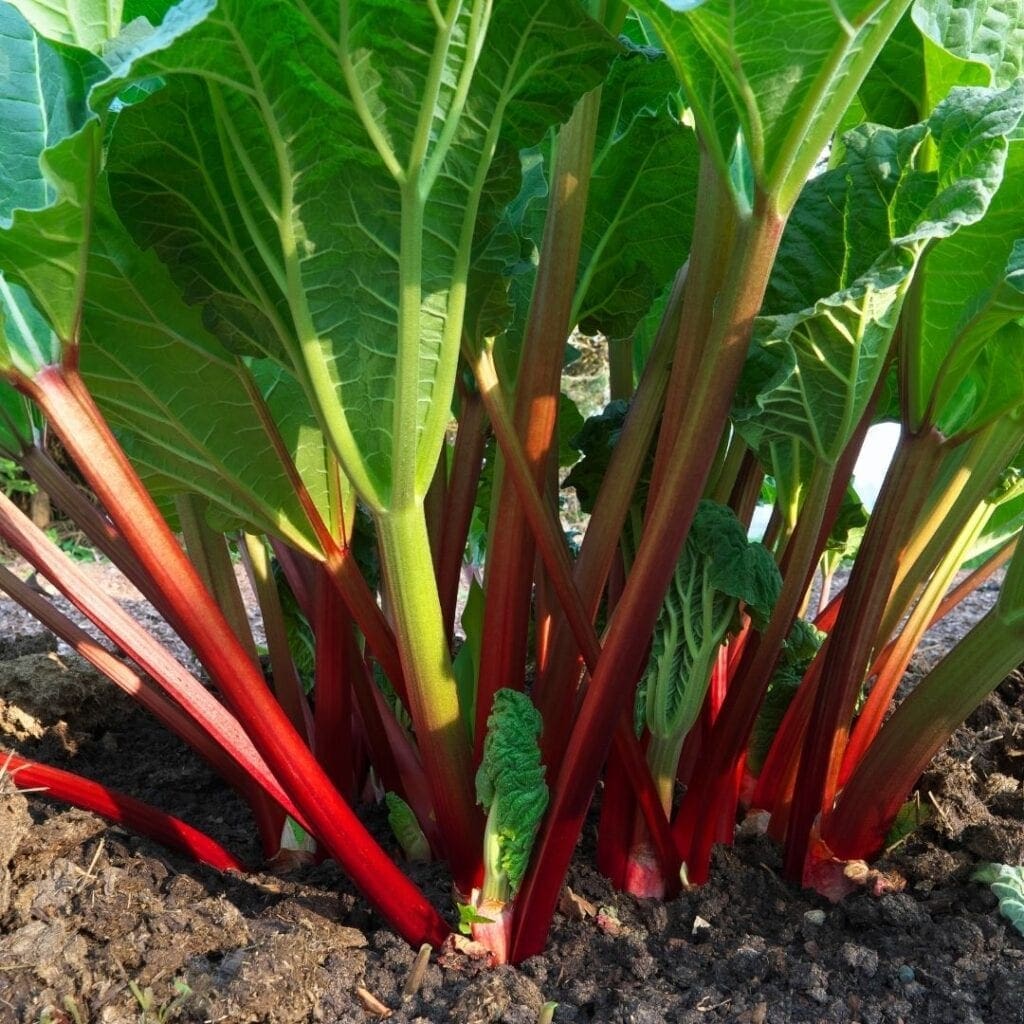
[631,0,913,206]
[907,140,1024,436]
[748,619,824,774]
[0,1,212,364]
[8,0,126,51]
[0,378,38,457]
[476,689,548,900]
[565,400,655,514]
[822,488,870,576]
[573,42,699,342]
[103,0,617,510]
[735,84,1024,497]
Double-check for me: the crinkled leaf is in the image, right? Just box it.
[688,501,781,626]
[972,862,1024,935]
[914,0,1024,114]
[475,689,548,898]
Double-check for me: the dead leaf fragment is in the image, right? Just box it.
[558,887,596,921]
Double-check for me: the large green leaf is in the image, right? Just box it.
[103,0,617,510]
[0,1,212,360]
[835,0,1024,151]
[78,207,329,554]
[734,85,1024,484]
[0,4,93,218]
[629,0,914,208]
[0,4,333,552]
[908,139,1024,435]
[573,43,699,343]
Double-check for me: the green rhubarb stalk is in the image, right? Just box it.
[882,415,1024,641]
[176,494,259,666]
[377,505,481,888]
[838,493,995,785]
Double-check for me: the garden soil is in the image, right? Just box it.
[0,562,1021,1024]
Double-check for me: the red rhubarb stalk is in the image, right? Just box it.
[783,427,946,880]
[511,197,785,961]
[2,751,245,872]
[474,88,602,755]
[26,364,449,947]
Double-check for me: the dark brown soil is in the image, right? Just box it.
[0,568,1022,1024]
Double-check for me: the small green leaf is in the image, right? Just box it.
[972,862,1024,935]
[457,902,495,935]
[565,400,651,514]
[748,619,824,774]
[884,797,932,848]
[385,792,431,864]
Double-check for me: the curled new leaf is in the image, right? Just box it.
[475,689,548,902]
[639,501,781,742]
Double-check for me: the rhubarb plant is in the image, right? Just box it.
[1,0,1024,970]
